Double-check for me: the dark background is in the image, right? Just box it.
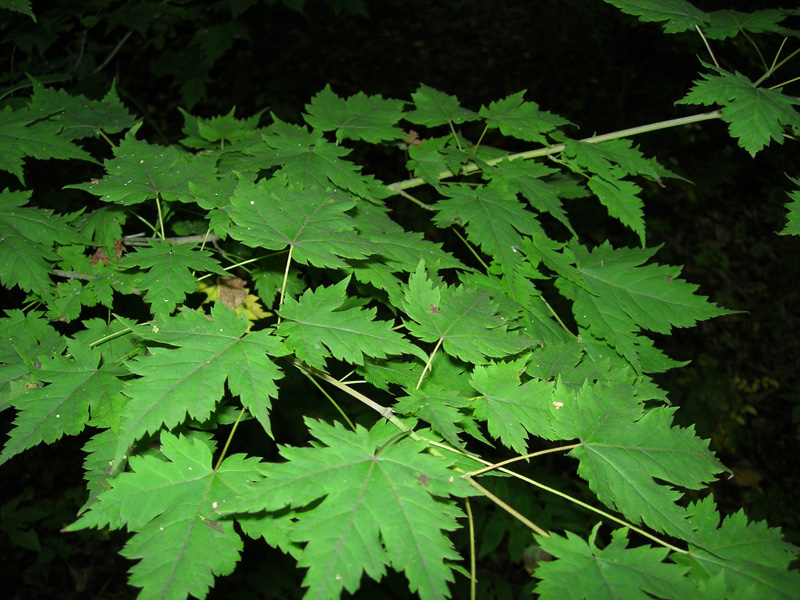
[1,0,799,598]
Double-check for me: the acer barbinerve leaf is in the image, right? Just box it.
[0,339,126,466]
[68,431,262,600]
[26,78,136,139]
[225,178,378,268]
[780,177,800,236]
[406,84,479,127]
[556,241,733,372]
[432,180,544,300]
[479,90,569,144]
[0,309,65,410]
[243,120,390,200]
[114,304,284,465]
[394,384,473,449]
[703,9,789,40]
[469,359,554,454]
[117,240,227,317]
[230,419,471,600]
[0,104,95,184]
[276,277,425,369]
[0,189,87,300]
[490,161,576,236]
[601,0,708,33]
[68,124,219,205]
[678,496,800,599]
[304,84,405,144]
[178,106,265,150]
[534,524,695,600]
[402,262,531,365]
[352,201,466,273]
[549,381,724,542]
[678,63,800,156]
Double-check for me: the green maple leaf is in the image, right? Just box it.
[114,304,285,464]
[2,0,35,20]
[230,419,472,600]
[276,277,426,369]
[225,178,378,268]
[470,360,554,454]
[406,84,478,126]
[407,136,449,185]
[352,201,465,272]
[490,161,576,236]
[548,380,725,541]
[0,190,86,299]
[534,524,695,600]
[480,91,569,144]
[678,63,800,155]
[678,496,800,599]
[704,9,788,40]
[67,431,262,600]
[557,242,733,371]
[0,340,125,465]
[602,0,708,33]
[780,177,800,236]
[27,78,136,139]
[432,181,543,300]
[0,309,65,405]
[563,139,664,183]
[243,121,390,200]
[394,384,472,448]
[117,240,226,316]
[402,262,530,364]
[0,104,96,184]
[68,124,219,204]
[304,84,405,143]
[588,175,645,245]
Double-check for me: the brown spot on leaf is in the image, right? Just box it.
[219,276,247,309]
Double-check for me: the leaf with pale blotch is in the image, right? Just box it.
[67,431,262,600]
[276,277,426,369]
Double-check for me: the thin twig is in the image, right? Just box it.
[385,110,722,193]
[93,30,133,74]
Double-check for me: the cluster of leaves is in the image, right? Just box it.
[1,0,800,599]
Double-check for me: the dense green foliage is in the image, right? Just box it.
[1,0,799,598]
